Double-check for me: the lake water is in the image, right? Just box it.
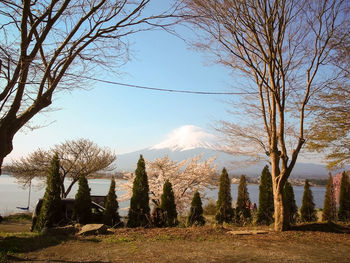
[0,174,326,216]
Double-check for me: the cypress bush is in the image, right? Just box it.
[34,154,62,231]
[160,179,178,226]
[215,168,234,224]
[283,181,298,225]
[322,173,336,222]
[338,172,350,221]
[300,180,317,222]
[127,155,150,227]
[151,207,164,227]
[188,191,205,226]
[256,165,274,225]
[103,177,121,227]
[74,175,92,224]
[235,175,251,224]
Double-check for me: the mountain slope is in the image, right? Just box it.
[115,125,332,178]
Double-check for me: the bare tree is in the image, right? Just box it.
[0,0,180,173]
[182,0,350,230]
[307,86,350,169]
[6,138,116,197]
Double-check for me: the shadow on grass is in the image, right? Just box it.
[0,233,109,263]
[7,255,110,263]
[290,222,350,233]
[0,233,73,254]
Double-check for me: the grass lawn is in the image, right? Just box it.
[0,215,350,263]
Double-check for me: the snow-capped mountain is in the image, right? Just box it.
[115,125,332,178]
[149,125,217,151]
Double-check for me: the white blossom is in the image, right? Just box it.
[117,155,218,214]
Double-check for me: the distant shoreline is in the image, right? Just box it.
[2,172,327,187]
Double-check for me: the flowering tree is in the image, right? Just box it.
[7,138,115,197]
[118,155,217,213]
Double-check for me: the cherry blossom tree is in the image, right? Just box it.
[118,155,217,213]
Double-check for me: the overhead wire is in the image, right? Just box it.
[81,76,257,95]
[0,75,257,95]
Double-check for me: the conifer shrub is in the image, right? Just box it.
[338,172,350,221]
[151,207,165,227]
[283,181,298,225]
[160,179,178,226]
[127,155,150,227]
[215,168,234,224]
[256,165,274,225]
[34,154,62,231]
[103,177,121,227]
[300,180,317,222]
[235,175,251,224]
[74,175,92,224]
[322,173,336,222]
[188,191,205,226]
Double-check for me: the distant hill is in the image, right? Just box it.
[115,125,338,178]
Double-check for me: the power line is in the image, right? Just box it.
[83,76,256,95]
[0,74,257,95]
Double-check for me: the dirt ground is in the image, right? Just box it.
[1,221,350,263]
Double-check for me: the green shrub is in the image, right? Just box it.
[74,175,92,224]
[103,178,121,227]
[160,180,178,227]
[235,175,251,224]
[34,154,62,231]
[215,168,234,224]
[300,180,317,222]
[127,155,150,227]
[322,173,336,222]
[283,181,298,225]
[256,165,274,225]
[338,172,350,221]
[188,191,205,226]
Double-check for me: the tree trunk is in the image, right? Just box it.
[270,151,289,231]
[273,188,288,231]
[0,123,15,175]
[64,178,78,198]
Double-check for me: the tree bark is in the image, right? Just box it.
[273,185,289,231]
[64,178,78,198]
[0,123,15,175]
[270,150,289,231]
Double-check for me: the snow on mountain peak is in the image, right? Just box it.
[150,125,217,151]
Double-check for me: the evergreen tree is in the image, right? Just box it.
[150,207,165,227]
[300,180,317,222]
[34,154,62,231]
[103,177,121,227]
[256,165,274,225]
[160,179,178,226]
[338,172,350,221]
[283,181,298,225]
[188,191,205,226]
[235,175,251,224]
[215,168,234,224]
[322,173,336,222]
[74,175,92,224]
[127,155,150,227]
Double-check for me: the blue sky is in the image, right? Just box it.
[5,20,237,162]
